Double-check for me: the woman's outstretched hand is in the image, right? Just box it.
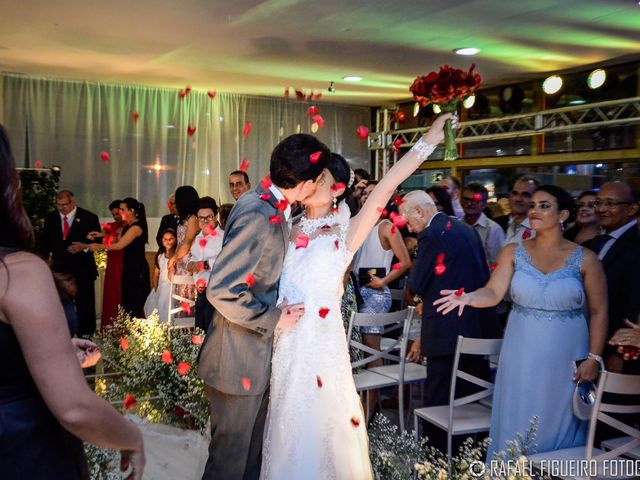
[423,113,458,146]
[433,289,470,316]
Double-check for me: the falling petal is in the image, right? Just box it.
[490,262,498,272]
[191,335,205,345]
[269,215,283,224]
[34,160,43,169]
[184,86,192,95]
[307,105,319,116]
[522,230,532,240]
[309,151,322,164]
[240,157,250,173]
[276,200,289,212]
[312,114,324,128]
[316,376,323,388]
[120,335,129,351]
[356,125,369,140]
[242,377,252,391]
[378,208,388,218]
[187,125,196,137]
[391,138,403,153]
[177,362,191,375]
[100,151,110,164]
[259,193,271,200]
[434,263,446,275]
[331,182,346,193]
[199,237,208,250]
[178,90,186,99]
[394,196,405,206]
[284,86,290,97]
[181,302,192,315]
[132,111,139,123]
[389,212,407,228]
[436,253,445,263]
[123,394,137,410]
[161,350,173,364]
[295,89,305,100]
[198,261,205,273]
[445,221,452,231]
[391,225,397,235]
[246,273,256,287]
[334,239,339,250]
[260,176,273,189]
[319,307,330,319]
[204,223,218,236]
[243,121,252,138]
[473,193,483,202]
[196,278,207,292]
[351,416,361,427]
[391,263,402,271]
[455,288,465,297]
[207,90,217,99]
[295,234,309,249]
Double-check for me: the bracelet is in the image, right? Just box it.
[587,352,605,370]
[412,138,437,161]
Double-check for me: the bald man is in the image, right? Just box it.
[400,191,500,408]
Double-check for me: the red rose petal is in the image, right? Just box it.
[100,151,110,164]
[259,193,271,200]
[207,90,217,99]
[391,225,397,235]
[181,302,192,315]
[378,208,388,218]
[314,91,322,100]
[120,335,129,351]
[161,350,173,364]
[246,273,256,287]
[204,223,218,236]
[312,114,324,128]
[394,196,405,206]
[473,193,483,202]
[132,111,139,123]
[242,377,252,391]
[391,262,402,271]
[196,278,207,292]
[199,237,208,250]
[191,335,205,345]
[434,263,446,275]
[123,394,137,410]
[295,89,305,100]
[490,262,498,272]
[331,182,346,193]
[198,261,205,273]
[318,308,330,319]
[316,376,323,388]
[357,125,369,140]
[522,230,532,240]
[351,416,361,427]
[276,199,289,212]
[334,239,340,250]
[295,234,309,249]
[455,288,465,297]
[178,90,186,99]
[240,157,250,173]
[269,215,283,224]
[187,125,197,137]
[177,362,191,375]
[284,86,290,97]
[445,221,452,231]
[260,175,273,189]
[34,160,43,169]
[307,105,319,116]
[389,212,407,228]
[309,151,322,164]
[243,121,251,138]
[391,138,403,153]
[184,86,191,95]
[436,252,445,264]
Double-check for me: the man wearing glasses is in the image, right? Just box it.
[494,175,540,244]
[586,181,640,374]
[188,197,224,332]
[462,183,505,266]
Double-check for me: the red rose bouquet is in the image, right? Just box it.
[410,64,481,160]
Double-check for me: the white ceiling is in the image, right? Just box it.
[0,0,639,106]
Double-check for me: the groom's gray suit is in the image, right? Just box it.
[198,183,289,480]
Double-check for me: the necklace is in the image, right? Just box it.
[298,211,340,237]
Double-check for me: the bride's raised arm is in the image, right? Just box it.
[346,113,454,252]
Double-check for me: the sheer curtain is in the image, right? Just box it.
[1,73,371,216]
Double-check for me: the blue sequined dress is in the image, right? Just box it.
[487,244,589,458]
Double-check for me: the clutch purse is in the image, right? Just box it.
[571,360,598,421]
[358,267,386,287]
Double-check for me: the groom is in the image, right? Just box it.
[198,134,330,480]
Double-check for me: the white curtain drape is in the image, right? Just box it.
[1,73,371,216]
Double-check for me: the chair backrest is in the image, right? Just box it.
[448,336,503,410]
[168,274,196,328]
[389,288,406,309]
[348,307,415,369]
[585,371,640,461]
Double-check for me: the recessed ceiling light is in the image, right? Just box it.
[453,47,479,56]
[342,76,362,82]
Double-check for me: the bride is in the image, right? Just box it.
[260,113,453,479]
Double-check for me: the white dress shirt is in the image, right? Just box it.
[598,219,638,260]
[190,225,225,285]
[504,216,536,245]
[468,212,506,265]
[268,184,292,225]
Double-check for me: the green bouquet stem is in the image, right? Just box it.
[439,102,458,161]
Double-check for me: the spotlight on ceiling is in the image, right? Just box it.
[432,104,442,114]
[542,75,563,94]
[413,102,421,117]
[587,69,606,89]
[342,76,362,82]
[453,47,480,56]
[463,95,476,109]
[328,81,335,93]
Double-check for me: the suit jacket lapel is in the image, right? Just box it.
[255,184,289,255]
[602,227,635,268]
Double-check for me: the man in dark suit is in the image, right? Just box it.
[155,193,179,248]
[197,134,330,480]
[585,181,640,374]
[41,190,101,336]
[401,190,501,407]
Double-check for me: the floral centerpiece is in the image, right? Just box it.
[410,64,481,160]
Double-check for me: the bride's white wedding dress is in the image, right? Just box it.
[261,203,373,480]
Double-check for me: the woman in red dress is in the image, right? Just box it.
[100,200,125,328]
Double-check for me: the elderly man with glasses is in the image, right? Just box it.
[494,175,540,244]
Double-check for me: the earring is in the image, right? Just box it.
[332,197,338,212]
[560,219,565,231]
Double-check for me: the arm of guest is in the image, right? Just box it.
[206,205,281,336]
[369,220,412,288]
[87,225,142,251]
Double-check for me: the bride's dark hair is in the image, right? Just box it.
[328,153,353,205]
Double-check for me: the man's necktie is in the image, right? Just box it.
[590,233,612,254]
[63,215,70,240]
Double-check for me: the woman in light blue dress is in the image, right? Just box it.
[434,185,608,458]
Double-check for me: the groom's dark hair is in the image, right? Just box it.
[269,134,330,189]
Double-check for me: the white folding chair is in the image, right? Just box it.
[528,371,640,479]
[414,335,502,468]
[168,274,196,329]
[348,307,419,431]
[601,436,640,460]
